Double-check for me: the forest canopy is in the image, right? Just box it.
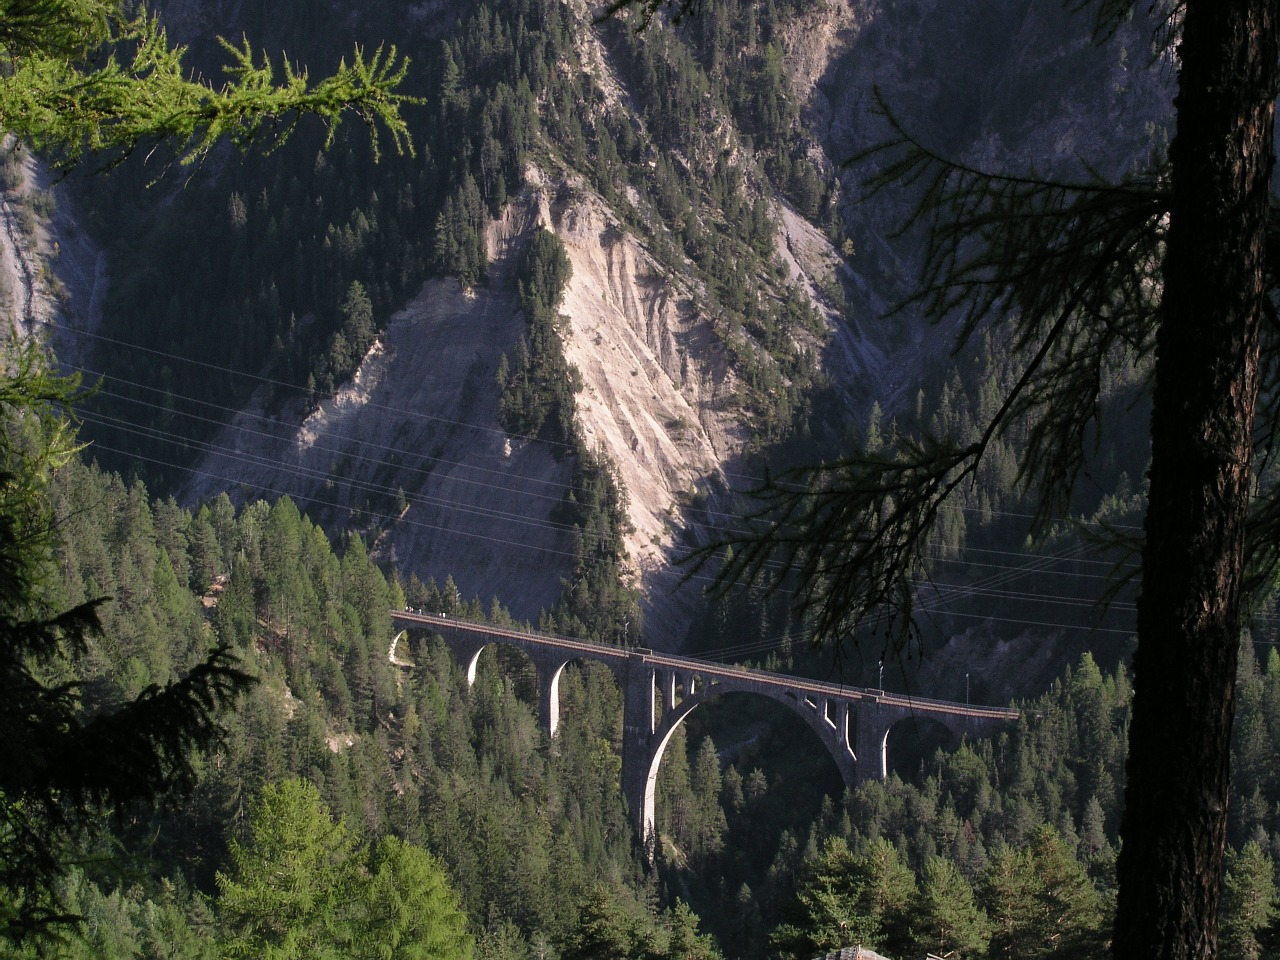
[7,1,1280,959]
[0,0,416,940]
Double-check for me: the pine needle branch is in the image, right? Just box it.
[688,101,1168,651]
[0,15,420,170]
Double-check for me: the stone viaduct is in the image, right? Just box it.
[392,611,1019,854]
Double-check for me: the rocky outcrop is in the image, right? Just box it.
[181,198,579,619]
[0,150,105,353]
[549,182,739,636]
[172,178,737,636]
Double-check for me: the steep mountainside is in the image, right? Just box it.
[176,168,879,636]
[38,0,1172,656]
[0,151,105,347]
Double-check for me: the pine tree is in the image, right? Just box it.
[1220,841,1277,960]
[984,826,1106,960]
[356,836,473,960]
[769,837,880,958]
[0,346,252,940]
[562,888,643,960]
[908,856,991,959]
[216,779,363,960]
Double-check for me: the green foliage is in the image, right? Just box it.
[360,836,473,960]
[434,175,489,287]
[0,345,252,941]
[661,901,720,960]
[26,438,1280,960]
[0,871,215,960]
[318,281,378,391]
[560,888,647,960]
[770,836,914,959]
[217,780,472,960]
[0,4,416,168]
[497,228,577,443]
[24,370,1205,960]
[909,856,991,958]
[217,779,363,959]
[983,827,1107,960]
[0,12,413,939]
[516,229,572,318]
[53,473,655,952]
[1221,841,1278,960]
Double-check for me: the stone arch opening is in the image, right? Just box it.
[688,693,847,786]
[415,618,632,746]
[462,641,627,745]
[465,642,541,719]
[545,657,625,740]
[633,686,855,852]
[884,714,962,782]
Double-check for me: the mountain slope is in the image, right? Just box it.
[48,0,1173,656]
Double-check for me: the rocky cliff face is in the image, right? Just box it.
[0,151,105,350]
[42,0,1173,653]
[550,179,740,637]
[174,162,877,638]
[179,195,572,618]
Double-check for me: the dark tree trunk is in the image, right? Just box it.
[1114,1,1277,958]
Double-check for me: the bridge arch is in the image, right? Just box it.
[539,656,627,739]
[462,641,541,719]
[626,678,860,848]
[451,633,627,740]
[883,712,969,781]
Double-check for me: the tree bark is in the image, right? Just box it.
[1113,2,1277,958]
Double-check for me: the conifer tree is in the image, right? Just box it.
[984,826,1107,960]
[357,835,474,960]
[0,346,250,939]
[908,855,991,959]
[0,0,416,941]
[562,888,643,960]
[1219,841,1277,960]
[216,779,363,960]
[613,1,1278,955]
[770,836,909,958]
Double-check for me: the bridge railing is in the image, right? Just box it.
[390,609,1019,720]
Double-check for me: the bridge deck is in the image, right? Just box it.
[391,610,1018,721]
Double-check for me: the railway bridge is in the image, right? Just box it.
[391,611,1019,854]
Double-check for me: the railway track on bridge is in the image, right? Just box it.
[392,608,1020,853]
[390,610,1018,721]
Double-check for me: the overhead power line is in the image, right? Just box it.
[48,317,1173,647]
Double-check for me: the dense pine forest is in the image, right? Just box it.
[74,0,833,488]
[0,449,1275,959]
[5,0,1280,958]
